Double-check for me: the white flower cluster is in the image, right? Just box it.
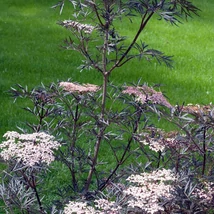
[64,199,120,214]
[62,20,94,34]
[63,169,176,214]
[0,131,60,167]
[63,201,96,214]
[95,198,121,213]
[124,169,176,214]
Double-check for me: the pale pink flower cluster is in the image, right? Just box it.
[138,128,190,152]
[59,82,100,93]
[63,201,96,214]
[0,131,60,167]
[140,136,184,152]
[61,20,94,34]
[138,127,167,152]
[122,85,172,108]
[193,182,214,205]
[124,169,176,214]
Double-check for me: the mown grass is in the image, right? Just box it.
[1,1,214,138]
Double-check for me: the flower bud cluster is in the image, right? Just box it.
[61,20,94,34]
[0,131,60,167]
[59,82,100,93]
[181,103,214,122]
[122,85,172,108]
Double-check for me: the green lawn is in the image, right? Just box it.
[1,0,214,138]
